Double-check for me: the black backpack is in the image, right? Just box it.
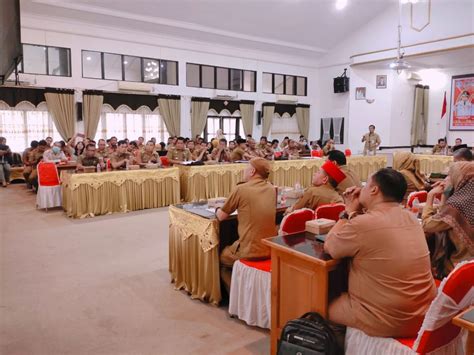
[277,312,341,355]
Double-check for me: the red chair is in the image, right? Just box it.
[311,150,323,158]
[345,149,352,157]
[160,156,170,167]
[278,208,315,235]
[406,191,428,208]
[36,162,62,210]
[274,151,283,159]
[315,203,346,221]
[345,260,474,354]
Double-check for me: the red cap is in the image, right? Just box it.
[321,160,346,184]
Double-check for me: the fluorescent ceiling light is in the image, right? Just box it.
[86,56,91,61]
[123,61,128,64]
[335,0,348,10]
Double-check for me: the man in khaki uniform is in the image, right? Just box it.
[77,144,105,171]
[362,125,381,156]
[432,138,449,155]
[216,158,277,290]
[286,160,344,213]
[327,150,362,196]
[325,168,436,339]
[322,139,336,156]
[246,138,264,159]
[110,140,132,170]
[106,136,118,156]
[257,136,274,160]
[166,137,191,165]
[282,139,301,159]
[139,141,160,165]
[231,138,250,162]
[210,138,231,163]
[96,139,109,159]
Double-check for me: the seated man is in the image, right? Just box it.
[106,136,118,156]
[210,138,231,163]
[216,158,277,290]
[282,139,301,159]
[166,137,191,165]
[257,136,274,160]
[432,138,449,155]
[322,139,335,156]
[327,150,362,196]
[96,139,109,159]
[43,142,68,163]
[325,168,436,338]
[286,160,344,214]
[0,137,12,187]
[138,140,160,165]
[246,138,264,159]
[77,144,106,171]
[230,138,252,162]
[110,140,132,170]
[28,140,49,190]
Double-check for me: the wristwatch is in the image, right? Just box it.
[339,210,359,220]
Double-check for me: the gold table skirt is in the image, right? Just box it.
[179,156,387,202]
[392,153,453,175]
[62,168,180,218]
[346,155,387,181]
[168,205,221,305]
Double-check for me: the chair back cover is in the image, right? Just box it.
[315,203,346,221]
[279,208,315,235]
[37,162,60,187]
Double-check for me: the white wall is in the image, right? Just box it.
[18,14,319,140]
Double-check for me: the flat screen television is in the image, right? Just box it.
[0,0,22,84]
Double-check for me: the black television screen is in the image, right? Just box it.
[0,0,22,83]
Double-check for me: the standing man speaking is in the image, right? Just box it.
[362,125,381,155]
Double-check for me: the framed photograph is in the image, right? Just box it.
[376,75,387,89]
[449,74,474,131]
[355,87,366,100]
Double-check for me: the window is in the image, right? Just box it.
[216,67,229,90]
[0,102,61,152]
[22,44,71,77]
[82,50,178,85]
[143,58,159,83]
[104,53,122,80]
[187,63,200,87]
[203,109,243,142]
[186,63,256,92]
[82,51,102,79]
[263,72,307,96]
[94,105,169,143]
[123,55,141,82]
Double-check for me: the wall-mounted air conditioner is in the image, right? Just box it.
[276,95,298,104]
[406,72,422,82]
[211,90,238,101]
[117,81,153,92]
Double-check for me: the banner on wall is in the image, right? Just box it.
[449,73,474,131]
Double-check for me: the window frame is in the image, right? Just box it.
[81,50,178,86]
[21,43,72,77]
[186,62,256,92]
[262,72,307,96]
[203,113,243,142]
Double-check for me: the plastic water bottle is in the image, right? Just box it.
[412,198,420,217]
[96,163,101,173]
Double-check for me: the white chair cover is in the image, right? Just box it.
[36,185,62,209]
[229,260,271,329]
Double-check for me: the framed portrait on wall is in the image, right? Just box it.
[449,73,474,131]
[355,87,366,100]
[376,75,387,89]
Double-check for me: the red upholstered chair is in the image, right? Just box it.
[36,162,62,210]
[315,203,346,221]
[311,150,323,158]
[274,151,282,159]
[344,260,474,355]
[160,156,170,167]
[278,208,315,235]
[406,190,428,208]
[345,149,352,157]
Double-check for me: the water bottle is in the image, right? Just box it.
[412,198,420,217]
[96,163,101,173]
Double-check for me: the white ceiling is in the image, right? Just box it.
[21,0,394,58]
[359,46,474,70]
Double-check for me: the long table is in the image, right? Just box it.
[62,168,180,218]
[179,156,386,202]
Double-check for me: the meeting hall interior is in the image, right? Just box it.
[0,0,473,354]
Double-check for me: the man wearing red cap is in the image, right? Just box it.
[286,160,344,213]
[216,158,277,290]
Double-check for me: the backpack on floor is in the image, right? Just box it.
[277,312,340,355]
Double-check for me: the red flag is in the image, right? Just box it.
[441,91,447,119]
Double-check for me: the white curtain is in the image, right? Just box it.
[95,104,168,142]
[239,102,254,136]
[191,100,210,138]
[262,104,275,137]
[411,85,429,145]
[295,106,310,139]
[0,101,61,152]
[322,117,332,142]
[332,117,344,144]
